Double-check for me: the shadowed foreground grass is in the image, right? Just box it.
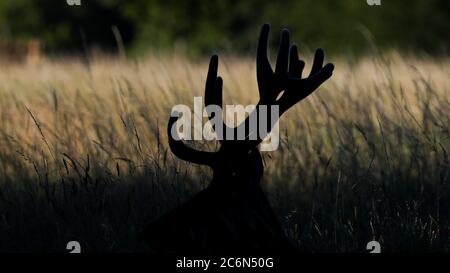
[0,52,449,252]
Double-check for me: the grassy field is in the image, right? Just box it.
[0,52,449,252]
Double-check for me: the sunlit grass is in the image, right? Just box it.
[0,52,448,252]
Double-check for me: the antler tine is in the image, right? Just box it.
[204,54,262,148]
[168,116,216,166]
[204,55,222,109]
[229,24,334,150]
[223,24,286,149]
[257,24,290,103]
[256,23,274,103]
[167,55,225,167]
[278,47,334,114]
[288,44,305,78]
[203,54,262,150]
[204,55,225,140]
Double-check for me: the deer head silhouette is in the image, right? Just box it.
[141,24,334,254]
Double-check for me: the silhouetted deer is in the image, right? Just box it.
[141,24,334,253]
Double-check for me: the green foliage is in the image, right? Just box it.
[0,0,448,55]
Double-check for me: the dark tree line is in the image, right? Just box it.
[0,0,448,56]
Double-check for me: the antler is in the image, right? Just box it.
[168,116,217,166]
[230,23,334,148]
[167,55,222,167]
[257,23,334,112]
[168,24,334,166]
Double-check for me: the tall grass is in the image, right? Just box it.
[0,52,448,252]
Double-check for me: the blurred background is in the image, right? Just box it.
[0,0,448,60]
